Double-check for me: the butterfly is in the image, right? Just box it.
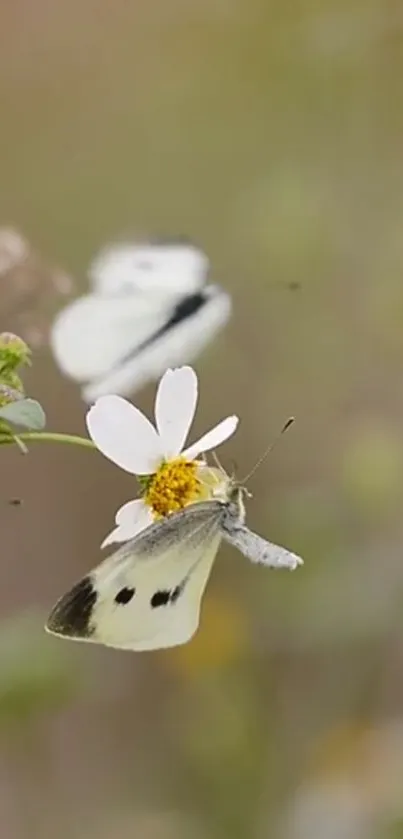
[45,484,303,652]
[50,239,231,402]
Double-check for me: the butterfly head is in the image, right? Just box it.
[208,474,249,525]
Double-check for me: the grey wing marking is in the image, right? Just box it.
[105,499,223,573]
[222,524,303,571]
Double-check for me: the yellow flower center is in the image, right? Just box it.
[145,457,201,518]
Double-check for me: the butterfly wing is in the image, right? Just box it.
[89,241,209,297]
[82,284,232,402]
[46,503,223,651]
[222,524,303,571]
[50,293,169,382]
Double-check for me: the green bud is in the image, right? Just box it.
[0,332,31,373]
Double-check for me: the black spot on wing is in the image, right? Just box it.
[170,583,184,603]
[150,582,186,609]
[124,292,207,359]
[151,590,170,608]
[114,586,135,605]
[46,576,97,638]
[166,293,206,329]
[89,290,208,390]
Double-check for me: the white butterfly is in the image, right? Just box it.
[50,240,231,402]
[45,485,303,652]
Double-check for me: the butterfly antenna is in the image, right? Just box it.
[211,450,228,478]
[240,417,295,485]
[228,458,238,481]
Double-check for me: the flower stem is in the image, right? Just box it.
[0,431,96,449]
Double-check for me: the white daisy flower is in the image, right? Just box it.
[86,366,238,547]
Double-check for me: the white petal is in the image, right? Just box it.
[101,499,153,548]
[183,415,239,460]
[86,395,163,475]
[154,366,198,458]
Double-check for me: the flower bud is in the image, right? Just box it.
[0,332,31,371]
[0,370,24,395]
[0,384,23,407]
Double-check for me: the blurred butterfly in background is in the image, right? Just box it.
[50,239,232,402]
[45,482,303,652]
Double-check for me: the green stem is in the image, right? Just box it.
[0,431,96,449]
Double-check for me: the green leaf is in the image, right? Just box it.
[0,399,46,430]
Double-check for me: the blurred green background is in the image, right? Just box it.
[2,0,403,836]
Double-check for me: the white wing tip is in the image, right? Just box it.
[288,554,304,570]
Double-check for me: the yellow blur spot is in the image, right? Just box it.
[310,722,372,781]
[168,594,248,677]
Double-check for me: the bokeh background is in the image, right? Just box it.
[2,0,403,836]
